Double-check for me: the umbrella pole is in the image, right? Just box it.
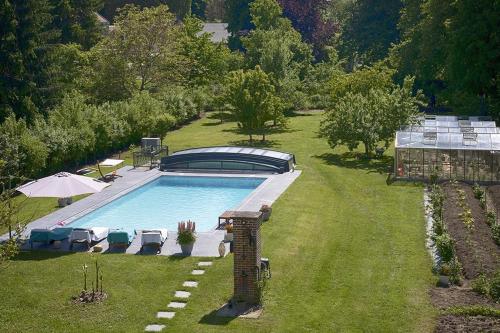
[97,162,105,180]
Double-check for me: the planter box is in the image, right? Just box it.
[180,242,194,256]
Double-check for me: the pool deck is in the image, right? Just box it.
[4,166,301,257]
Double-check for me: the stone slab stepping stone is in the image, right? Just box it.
[175,291,191,298]
[183,281,198,288]
[145,324,166,332]
[198,261,213,267]
[157,311,176,319]
[191,269,205,275]
[168,301,187,309]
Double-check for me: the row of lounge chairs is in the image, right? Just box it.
[29,227,168,253]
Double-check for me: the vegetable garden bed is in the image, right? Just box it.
[442,183,499,279]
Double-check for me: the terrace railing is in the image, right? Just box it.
[133,147,169,169]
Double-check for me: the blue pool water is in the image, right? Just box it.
[69,176,265,234]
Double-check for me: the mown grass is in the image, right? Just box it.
[0,112,436,332]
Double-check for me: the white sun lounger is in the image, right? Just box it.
[70,227,109,250]
[140,229,168,253]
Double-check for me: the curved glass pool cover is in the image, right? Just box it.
[160,146,295,174]
[69,176,265,235]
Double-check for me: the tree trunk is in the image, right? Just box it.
[249,134,253,143]
[364,142,370,156]
[262,133,266,142]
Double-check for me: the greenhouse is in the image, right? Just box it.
[395,115,500,182]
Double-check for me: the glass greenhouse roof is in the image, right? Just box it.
[395,116,500,151]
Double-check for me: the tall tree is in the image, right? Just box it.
[97,5,185,93]
[277,0,336,56]
[224,66,282,142]
[320,76,421,155]
[341,0,403,65]
[50,0,104,49]
[224,0,254,50]
[243,0,312,112]
[446,0,499,115]
[0,0,54,122]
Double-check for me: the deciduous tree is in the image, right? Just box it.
[224,66,282,142]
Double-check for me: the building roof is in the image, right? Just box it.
[395,115,500,151]
[201,23,230,43]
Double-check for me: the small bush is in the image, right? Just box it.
[447,306,500,317]
[472,274,490,296]
[486,211,496,226]
[448,257,463,285]
[479,196,487,210]
[472,183,484,200]
[490,272,500,302]
[432,217,445,237]
[491,224,500,246]
[435,233,455,263]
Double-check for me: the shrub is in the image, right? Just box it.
[490,272,500,302]
[176,220,197,244]
[491,224,500,246]
[435,233,455,262]
[472,183,484,200]
[432,217,445,237]
[486,211,496,226]
[472,274,490,296]
[448,257,463,285]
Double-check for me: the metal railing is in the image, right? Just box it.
[133,147,169,169]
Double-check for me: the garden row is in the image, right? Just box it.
[428,181,500,331]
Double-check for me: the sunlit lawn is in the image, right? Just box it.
[0,112,436,332]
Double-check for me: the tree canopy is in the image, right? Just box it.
[224,66,283,142]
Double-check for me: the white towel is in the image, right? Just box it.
[141,229,168,245]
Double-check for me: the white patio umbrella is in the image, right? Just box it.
[16,172,110,198]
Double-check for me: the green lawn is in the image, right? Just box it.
[0,112,436,332]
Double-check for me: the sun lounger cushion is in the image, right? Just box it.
[70,229,92,243]
[108,231,130,245]
[30,229,51,243]
[141,229,168,246]
[89,227,109,242]
[49,227,73,241]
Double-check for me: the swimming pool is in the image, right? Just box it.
[69,176,266,235]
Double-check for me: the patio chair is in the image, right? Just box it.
[108,231,131,249]
[29,229,52,249]
[70,227,109,250]
[140,229,168,254]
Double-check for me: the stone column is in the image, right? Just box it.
[232,211,263,305]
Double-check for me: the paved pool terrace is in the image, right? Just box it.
[4,166,301,257]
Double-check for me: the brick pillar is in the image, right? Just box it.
[232,211,263,305]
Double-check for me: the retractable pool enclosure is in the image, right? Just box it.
[395,116,500,182]
[160,146,296,174]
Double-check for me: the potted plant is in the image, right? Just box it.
[177,220,196,255]
[224,223,233,242]
[260,204,272,221]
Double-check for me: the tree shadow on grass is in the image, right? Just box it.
[227,139,280,149]
[314,152,394,175]
[11,249,71,261]
[198,309,236,326]
[203,112,234,126]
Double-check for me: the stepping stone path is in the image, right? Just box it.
[146,261,212,331]
[191,269,205,275]
[145,324,166,332]
[198,261,213,267]
[157,312,176,319]
[183,281,198,288]
[174,291,191,298]
[168,301,187,309]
